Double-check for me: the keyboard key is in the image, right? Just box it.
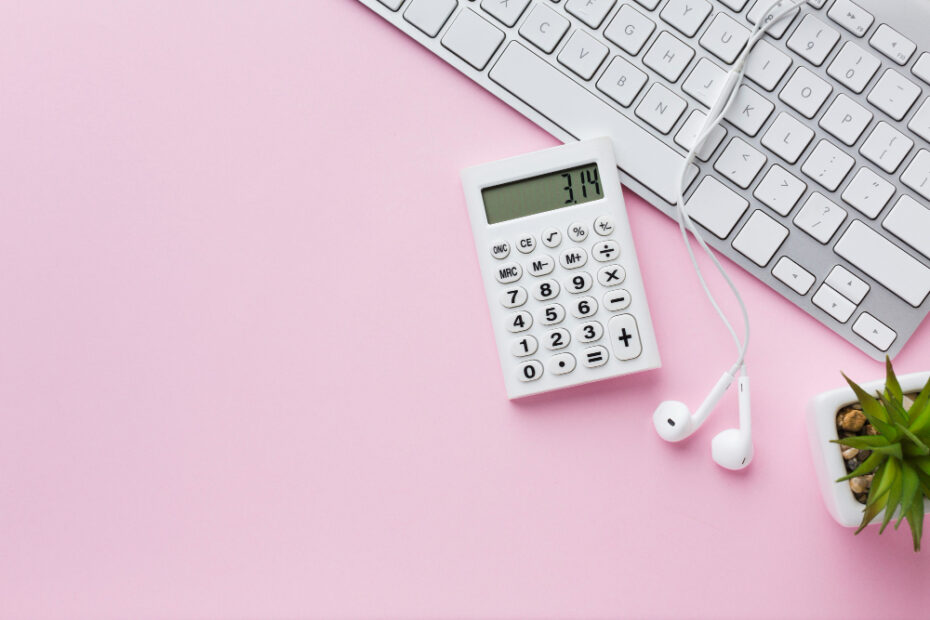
[685,176,749,238]
[547,352,577,375]
[827,42,880,94]
[517,360,543,382]
[558,30,609,80]
[675,110,727,161]
[794,192,847,243]
[761,112,814,164]
[860,121,913,173]
[635,83,687,134]
[644,31,695,82]
[835,220,930,307]
[853,313,897,352]
[754,165,806,215]
[724,85,774,137]
[902,150,930,201]
[773,256,816,295]
[608,314,643,361]
[480,0,530,27]
[827,0,874,37]
[826,265,870,304]
[403,0,457,37]
[566,0,617,29]
[884,194,930,260]
[660,0,711,37]
[801,140,855,191]
[787,15,840,66]
[700,13,749,64]
[744,40,792,91]
[715,137,767,188]
[867,69,921,121]
[841,168,895,218]
[732,210,789,267]
[683,58,727,107]
[596,57,648,107]
[908,99,930,142]
[913,53,930,86]
[442,10,504,71]
[605,4,656,55]
[519,5,570,53]
[813,284,856,322]
[818,94,872,146]
[870,24,916,66]
[780,67,832,118]
[377,0,405,10]
[719,0,749,9]
[746,0,799,39]
[489,43,698,204]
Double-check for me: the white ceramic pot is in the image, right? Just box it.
[807,371,930,527]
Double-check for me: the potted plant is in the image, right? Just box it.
[807,359,930,551]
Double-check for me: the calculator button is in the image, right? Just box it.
[608,314,643,361]
[564,271,594,294]
[571,296,598,318]
[539,303,566,325]
[516,234,537,254]
[544,328,571,350]
[499,286,528,308]
[517,360,544,382]
[511,335,538,357]
[542,227,562,248]
[575,321,604,343]
[490,240,511,259]
[598,264,626,287]
[582,345,610,368]
[495,262,523,284]
[593,240,620,262]
[527,254,556,276]
[506,310,533,333]
[594,215,616,236]
[533,279,560,301]
[603,289,632,312]
[559,248,588,269]
[568,222,589,242]
[547,352,577,375]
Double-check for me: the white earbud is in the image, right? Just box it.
[710,376,753,471]
[653,371,734,442]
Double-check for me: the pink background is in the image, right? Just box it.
[2,1,930,618]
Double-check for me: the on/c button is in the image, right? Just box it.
[608,314,642,361]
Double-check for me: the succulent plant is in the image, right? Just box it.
[832,358,930,551]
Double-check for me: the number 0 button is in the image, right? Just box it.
[518,360,543,382]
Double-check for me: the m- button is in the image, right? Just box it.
[528,254,556,276]
[559,248,589,269]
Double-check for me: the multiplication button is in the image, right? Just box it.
[542,227,562,248]
[598,264,626,286]
[594,215,616,236]
[603,289,632,312]
[593,240,620,262]
[495,262,523,284]
[517,234,537,254]
[527,254,555,276]
[547,353,576,376]
[568,222,588,242]
[560,248,588,269]
[490,240,511,259]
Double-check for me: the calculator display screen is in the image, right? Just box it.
[481,163,603,224]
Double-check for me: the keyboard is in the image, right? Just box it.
[357,0,930,360]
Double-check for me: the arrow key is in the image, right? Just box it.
[853,312,897,352]
[813,283,856,323]
[826,265,870,304]
[773,256,815,295]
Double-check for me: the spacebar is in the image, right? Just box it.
[489,42,691,204]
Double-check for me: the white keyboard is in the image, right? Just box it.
[357,0,930,360]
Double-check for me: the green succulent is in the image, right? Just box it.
[831,358,930,551]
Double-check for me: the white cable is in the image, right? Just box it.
[675,0,810,378]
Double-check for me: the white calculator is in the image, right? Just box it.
[461,137,661,399]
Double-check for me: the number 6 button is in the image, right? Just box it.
[572,296,598,318]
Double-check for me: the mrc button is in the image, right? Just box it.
[495,262,523,284]
[559,248,588,269]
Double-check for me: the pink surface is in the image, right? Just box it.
[2,1,930,618]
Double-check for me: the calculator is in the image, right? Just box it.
[461,137,661,399]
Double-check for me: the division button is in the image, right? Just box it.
[490,240,511,259]
[608,314,643,361]
[603,289,632,312]
[852,312,897,352]
[547,353,577,376]
[517,359,544,382]
[598,264,626,287]
[495,262,523,284]
[516,234,537,254]
[582,345,610,368]
[593,240,620,262]
[542,227,562,248]
[594,215,616,236]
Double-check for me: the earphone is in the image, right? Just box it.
[653,0,809,470]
